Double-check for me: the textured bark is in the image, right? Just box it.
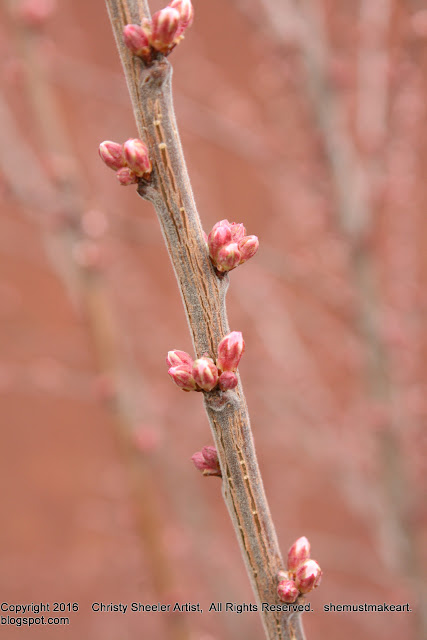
[104,1,305,638]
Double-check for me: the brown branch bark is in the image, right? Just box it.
[104,2,303,638]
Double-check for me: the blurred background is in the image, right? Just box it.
[0,0,426,638]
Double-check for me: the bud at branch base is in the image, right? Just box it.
[116,167,138,186]
[168,365,197,391]
[166,350,193,368]
[295,560,322,594]
[123,24,151,58]
[99,141,126,171]
[239,235,259,263]
[218,371,238,391]
[191,446,221,477]
[217,331,245,372]
[123,138,152,176]
[170,0,194,29]
[287,536,311,573]
[201,446,220,470]
[150,7,180,52]
[229,222,246,241]
[192,358,218,391]
[215,243,241,272]
[208,224,232,261]
[277,580,299,604]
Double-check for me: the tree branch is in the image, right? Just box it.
[104,1,300,638]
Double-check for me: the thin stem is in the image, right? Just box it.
[105,1,298,638]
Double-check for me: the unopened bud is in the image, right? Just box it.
[170,0,194,29]
[166,350,193,368]
[123,24,151,58]
[217,332,245,372]
[150,7,180,52]
[201,445,219,468]
[215,242,241,272]
[229,222,246,242]
[168,365,197,391]
[287,536,311,573]
[239,235,259,263]
[295,560,322,594]
[191,446,221,477]
[208,224,232,261]
[99,141,126,171]
[116,167,138,186]
[123,138,152,176]
[277,580,299,604]
[192,358,219,392]
[218,371,238,391]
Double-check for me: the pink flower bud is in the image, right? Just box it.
[239,235,259,263]
[212,219,230,229]
[192,358,219,392]
[191,451,210,471]
[123,24,151,58]
[192,446,221,477]
[201,445,219,468]
[170,0,194,29]
[229,222,246,242]
[116,167,138,186]
[217,332,245,372]
[99,141,126,171]
[287,536,311,573]
[166,350,193,368]
[208,223,232,261]
[168,365,197,391]
[215,242,241,272]
[277,580,299,604]
[218,371,238,391]
[295,560,322,594]
[150,7,180,52]
[123,138,152,176]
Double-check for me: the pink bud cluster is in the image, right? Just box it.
[98,139,152,186]
[207,220,259,273]
[167,331,245,393]
[277,537,322,604]
[123,0,193,62]
[191,446,221,477]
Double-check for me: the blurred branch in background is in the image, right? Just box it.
[233,0,426,637]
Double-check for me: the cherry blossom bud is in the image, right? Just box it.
[295,560,322,594]
[287,536,311,573]
[217,332,245,372]
[116,167,138,186]
[229,222,246,242]
[123,24,151,58]
[150,7,180,52]
[277,580,299,604]
[166,350,193,368]
[192,358,219,392]
[215,243,241,272]
[170,0,194,29]
[168,365,197,391]
[123,138,152,176]
[218,371,238,391]
[99,141,126,171]
[277,570,290,582]
[208,223,232,261]
[239,235,259,263]
[191,447,221,477]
